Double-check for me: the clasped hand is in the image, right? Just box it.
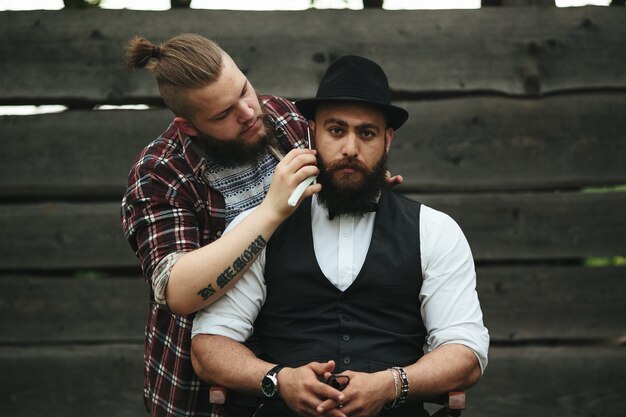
[277,360,392,417]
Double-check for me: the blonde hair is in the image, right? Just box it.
[125,33,224,118]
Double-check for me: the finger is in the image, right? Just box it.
[298,183,322,203]
[287,153,318,176]
[316,398,347,416]
[386,174,404,185]
[316,383,345,404]
[308,360,336,377]
[292,165,320,184]
[322,360,337,373]
[319,407,347,417]
[281,148,316,165]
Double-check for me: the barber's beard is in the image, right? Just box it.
[192,114,275,168]
[316,152,388,216]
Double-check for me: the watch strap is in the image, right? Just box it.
[266,364,285,378]
[261,364,285,398]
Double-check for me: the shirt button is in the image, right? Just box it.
[342,334,351,342]
[216,231,222,237]
[343,356,351,365]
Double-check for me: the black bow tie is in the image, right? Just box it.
[328,202,379,220]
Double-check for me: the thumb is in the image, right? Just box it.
[309,360,336,377]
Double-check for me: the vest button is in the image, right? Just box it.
[342,334,351,342]
[343,356,351,365]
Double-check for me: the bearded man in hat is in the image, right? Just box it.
[190,56,489,417]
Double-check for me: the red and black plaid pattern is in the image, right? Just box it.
[121,96,307,417]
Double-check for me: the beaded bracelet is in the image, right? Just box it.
[392,366,409,407]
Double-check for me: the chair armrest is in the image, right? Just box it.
[209,386,227,404]
[447,391,465,410]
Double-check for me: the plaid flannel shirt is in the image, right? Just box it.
[121,96,307,417]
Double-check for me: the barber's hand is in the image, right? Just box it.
[277,360,345,417]
[385,170,404,186]
[317,370,394,417]
[261,149,321,220]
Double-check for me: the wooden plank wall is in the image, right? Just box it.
[1,6,625,417]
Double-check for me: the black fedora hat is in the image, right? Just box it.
[296,55,408,130]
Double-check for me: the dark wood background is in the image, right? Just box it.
[1,5,625,417]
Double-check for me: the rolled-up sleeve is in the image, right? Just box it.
[419,205,490,372]
[191,210,267,342]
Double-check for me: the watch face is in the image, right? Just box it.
[261,374,277,398]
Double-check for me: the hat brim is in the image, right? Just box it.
[295,97,409,130]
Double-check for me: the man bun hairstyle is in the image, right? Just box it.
[124,33,224,118]
[125,36,160,69]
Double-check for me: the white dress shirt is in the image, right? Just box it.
[192,194,489,371]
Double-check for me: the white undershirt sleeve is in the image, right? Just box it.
[419,205,490,372]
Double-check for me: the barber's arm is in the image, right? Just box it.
[166,148,320,315]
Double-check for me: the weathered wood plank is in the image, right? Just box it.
[393,92,626,191]
[1,345,624,417]
[1,267,623,343]
[0,109,168,198]
[0,191,624,268]
[0,344,146,417]
[468,346,626,417]
[482,0,556,5]
[412,190,626,261]
[477,266,626,341]
[2,92,625,198]
[0,7,624,103]
[0,202,138,269]
[0,276,149,344]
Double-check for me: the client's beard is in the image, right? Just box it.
[192,114,275,168]
[316,152,388,217]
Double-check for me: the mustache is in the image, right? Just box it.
[325,157,369,173]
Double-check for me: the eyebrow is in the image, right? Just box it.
[323,118,380,132]
[323,118,348,127]
[210,79,248,120]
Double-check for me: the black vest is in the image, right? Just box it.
[254,188,428,417]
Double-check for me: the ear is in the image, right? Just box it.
[173,117,198,137]
[308,120,316,148]
[385,127,394,153]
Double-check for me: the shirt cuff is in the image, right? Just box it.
[426,326,490,373]
[191,312,252,342]
[150,251,186,311]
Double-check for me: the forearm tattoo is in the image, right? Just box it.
[197,235,268,301]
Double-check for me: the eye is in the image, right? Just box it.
[328,127,344,136]
[360,129,377,139]
[214,111,229,121]
[241,81,250,97]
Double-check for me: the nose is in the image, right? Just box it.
[342,132,358,157]
[236,99,255,123]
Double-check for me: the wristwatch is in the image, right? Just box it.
[261,364,285,398]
